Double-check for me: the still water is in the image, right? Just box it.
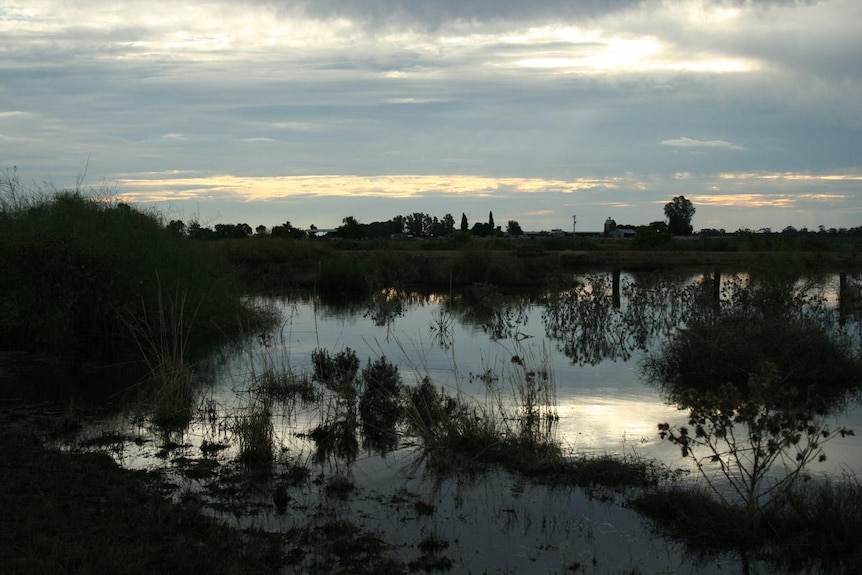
[83,271,862,574]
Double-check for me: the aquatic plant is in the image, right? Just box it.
[311,347,360,402]
[233,401,275,468]
[0,174,256,364]
[359,356,403,453]
[404,345,563,475]
[122,277,199,429]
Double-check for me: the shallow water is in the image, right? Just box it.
[73,271,862,573]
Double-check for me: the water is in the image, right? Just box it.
[72,271,862,574]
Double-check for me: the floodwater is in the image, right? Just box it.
[74,271,862,574]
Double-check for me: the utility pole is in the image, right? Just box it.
[572,215,577,235]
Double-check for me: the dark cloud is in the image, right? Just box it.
[261,0,640,30]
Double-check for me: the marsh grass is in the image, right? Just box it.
[254,368,317,404]
[233,401,275,468]
[0,173,259,368]
[404,344,564,475]
[283,513,404,575]
[122,277,200,429]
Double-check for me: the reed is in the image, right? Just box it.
[122,276,200,429]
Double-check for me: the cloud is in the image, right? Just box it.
[2,0,860,234]
[661,137,745,150]
[114,173,618,203]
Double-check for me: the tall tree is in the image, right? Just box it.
[460,212,469,231]
[488,211,495,229]
[664,196,695,236]
[442,213,456,235]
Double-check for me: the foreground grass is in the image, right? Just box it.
[0,410,285,575]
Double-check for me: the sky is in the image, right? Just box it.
[1,0,861,233]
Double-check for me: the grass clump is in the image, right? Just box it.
[283,514,404,575]
[122,278,199,429]
[233,403,275,468]
[405,360,562,476]
[254,368,317,404]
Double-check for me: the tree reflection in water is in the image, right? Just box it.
[639,268,862,573]
[542,272,711,365]
[448,283,532,341]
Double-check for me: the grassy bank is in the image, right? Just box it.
[0,185,264,374]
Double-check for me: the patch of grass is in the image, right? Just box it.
[254,368,317,404]
[404,373,563,476]
[324,474,355,499]
[409,534,454,573]
[122,277,199,430]
[766,477,862,573]
[308,416,359,464]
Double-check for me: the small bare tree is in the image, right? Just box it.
[659,361,854,521]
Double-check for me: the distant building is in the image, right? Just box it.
[604,217,617,235]
[607,228,636,238]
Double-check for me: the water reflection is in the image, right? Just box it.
[638,269,862,573]
[63,269,862,575]
[542,272,709,365]
[448,283,532,341]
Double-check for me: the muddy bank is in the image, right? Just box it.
[0,409,285,575]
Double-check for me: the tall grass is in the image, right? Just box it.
[0,172,257,370]
[121,276,199,429]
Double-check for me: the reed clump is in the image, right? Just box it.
[121,278,199,430]
[233,403,275,468]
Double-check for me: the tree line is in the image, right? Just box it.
[166,210,524,240]
[163,194,862,242]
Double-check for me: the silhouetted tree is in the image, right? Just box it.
[166,219,186,237]
[214,223,252,239]
[664,196,695,236]
[337,216,365,239]
[405,212,432,237]
[442,213,456,235]
[460,213,469,231]
[506,220,523,236]
[271,220,306,239]
[488,211,495,229]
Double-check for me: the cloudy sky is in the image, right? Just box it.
[2,0,861,233]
